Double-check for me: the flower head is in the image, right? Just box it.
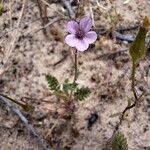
[65,17,97,52]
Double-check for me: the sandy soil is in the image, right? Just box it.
[0,0,150,150]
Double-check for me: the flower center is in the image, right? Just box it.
[75,28,85,39]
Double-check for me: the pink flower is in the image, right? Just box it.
[65,17,97,52]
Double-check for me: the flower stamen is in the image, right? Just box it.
[75,28,85,39]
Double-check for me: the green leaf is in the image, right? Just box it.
[63,79,78,94]
[22,104,35,113]
[46,75,60,91]
[127,98,131,107]
[129,18,148,63]
[53,91,68,101]
[74,87,91,101]
[143,16,150,29]
[0,3,4,16]
[112,132,128,150]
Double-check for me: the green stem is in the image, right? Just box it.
[73,49,78,84]
[114,60,139,132]
[131,61,135,90]
[0,94,25,108]
[131,60,138,101]
[69,49,78,101]
[0,94,34,112]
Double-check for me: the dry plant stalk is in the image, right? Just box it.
[76,0,90,19]
[37,0,67,39]
[0,0,27,76]
[36,0,49,37]
[49,24,65,42]
[0,95,50,150]
[40,0,66,18]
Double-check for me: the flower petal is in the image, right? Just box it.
[75,40,89,52]
[67,21,78,34]
[79,17,92,32]
[65,34,78,47]
[84,31,97,44]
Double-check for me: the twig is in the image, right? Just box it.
[0,124,11,129]
[89,6,95,27]
[96,0,107,11]
[32,17,62,35]
[45,118,60,140]
[96,28,107,35]
[0,0,27,76]
[0,16,63,38]
[53,51,68,66]
[96,28,135,42]
[117,24,139,32]
[0,95,50,150]
[0,93,25,107]
[5,0,26,60]
[114,31,135,42]
[40,0,67,18]
[9,0,13,29]
[95,49,128,60]
[36,0,49,37]
[61,0,75,19]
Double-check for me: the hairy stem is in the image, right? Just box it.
[69,49,78,101]
[121,60,138,119]
[131,60,138,101]
[73,49,78,84]
[114,60,139,132]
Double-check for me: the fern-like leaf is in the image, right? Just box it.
[74,87,91,101]
[112,132,128,150]
[46,75,60,91]
[63,79,78,94]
